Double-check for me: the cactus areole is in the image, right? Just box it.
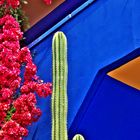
[52,32,68,140]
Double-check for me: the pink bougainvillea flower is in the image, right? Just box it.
[0,0,20,9]
[0,13,52,140]
[44,0,52,5]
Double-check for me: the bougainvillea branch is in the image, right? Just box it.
[0,1,52,140]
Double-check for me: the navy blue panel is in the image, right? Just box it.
[24,0,87,45]
[24,0,139,139]
[69,75,140,140]
[69,48,140,139]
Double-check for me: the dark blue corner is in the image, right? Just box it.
[69,48,140,140]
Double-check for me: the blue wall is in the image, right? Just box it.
[24,0,140,139]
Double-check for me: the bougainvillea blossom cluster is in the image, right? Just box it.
[44,0,52,5]
[0,12,51,140]
[0,0,52,9]
[0,0,20,9]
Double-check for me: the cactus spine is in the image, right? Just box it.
[52,32,68,140]
[73,134,85,140]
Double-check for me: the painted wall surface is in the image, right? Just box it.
[108,57,140,90]
[22,0,64,27]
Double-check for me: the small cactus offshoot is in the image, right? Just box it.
[73,134,85,140]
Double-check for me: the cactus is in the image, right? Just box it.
[73,134,85,140]
[52,31,68,140]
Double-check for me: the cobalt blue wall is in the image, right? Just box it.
[24,0,140,139]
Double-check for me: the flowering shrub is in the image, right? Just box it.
[0,0,29,31]
[0,0,52,32]
[0,0,20,9]
[0,0,52,8]
[0,1,52,139]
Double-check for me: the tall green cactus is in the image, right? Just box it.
[52,31,68,140]
[73,134,85,140]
